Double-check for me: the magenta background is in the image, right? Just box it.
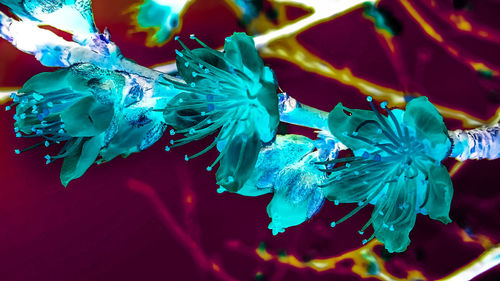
[0,0,499,280]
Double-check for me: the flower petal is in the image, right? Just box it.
[422,165,453,224]
[224,32,263,77]
[162,92,212,130]
[328,103,392,153]
[19,69,73,94]
[403,97,449,152]
[267,152,325,234]
[60,134,104,186]
[60,96,114,137]
[254,67,279,142]
[372,178,418,253]
[238,134,315,196]
[216,129,262,193]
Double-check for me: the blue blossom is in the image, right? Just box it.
[162,32,279,192]
[322,96,453,252]
[12,63,166,185]
[235,135,325,235]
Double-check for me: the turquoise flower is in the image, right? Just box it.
[226,134,324,235]
[12,63,166,186]
[322,96,453,252]
[161,32,279,192]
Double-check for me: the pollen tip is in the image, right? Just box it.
[165,146,170,152]
[14,149,20,154]
[330,221,336,228]
[367,96,373,102]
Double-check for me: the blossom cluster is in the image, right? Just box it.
[3,0,495,253]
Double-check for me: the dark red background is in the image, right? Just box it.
[0,0,499,280]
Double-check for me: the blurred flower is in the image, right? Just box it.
[12,63,166,186]
[2,0,97,36]
[232,0,263,25]
[162,32,279,192]
[131,0,192,45]
[322,96,453,252]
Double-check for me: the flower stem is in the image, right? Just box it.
[278,93,329,131]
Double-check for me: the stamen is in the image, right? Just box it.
[366,97,401,145]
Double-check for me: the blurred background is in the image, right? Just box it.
[0,0,499,280]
